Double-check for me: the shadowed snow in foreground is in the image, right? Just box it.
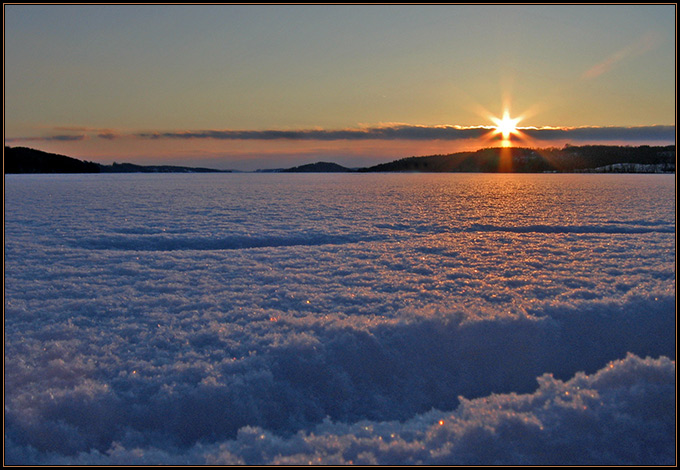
[6,354,674,465]
[4,173,675,465]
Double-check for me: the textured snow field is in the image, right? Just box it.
[4,173,675,464]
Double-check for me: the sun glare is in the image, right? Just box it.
[492,111,521,140]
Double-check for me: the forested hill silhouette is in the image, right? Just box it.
[4,144,675,174]
[4,146,229,173]
[99,162,228,173]
[281,161,352,172]
[5,146,101,173]
[359,145,675,173]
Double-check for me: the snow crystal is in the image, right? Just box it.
[4,173,675,464]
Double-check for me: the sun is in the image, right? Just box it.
[491,111,521,140]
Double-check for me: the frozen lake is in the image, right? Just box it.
[4,172,676,464]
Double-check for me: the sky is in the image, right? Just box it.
[4,4,676,170]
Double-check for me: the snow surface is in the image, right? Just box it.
[4,173,676,465]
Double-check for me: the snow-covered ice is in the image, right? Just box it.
[4,172,675,464]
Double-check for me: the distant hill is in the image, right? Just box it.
[4,146,229,174]
[5,144,675,175]
[99,162,228,173]
[5,146,101,173]
[359,145,675,173]
[281,161,353,173]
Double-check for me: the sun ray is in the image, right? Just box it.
[491,111,521,140]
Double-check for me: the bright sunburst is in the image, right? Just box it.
[491,111,521,140]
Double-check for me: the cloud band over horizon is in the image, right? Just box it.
[6,124,676,145]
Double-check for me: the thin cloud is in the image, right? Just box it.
[521,125,675,142]
[53,125,114,133]
[582,31,662,80]
[6,126,126,143]
[6,124,674,145]
[5,134,87,143]
[134,125,674,143]
[135,125,493,141]
[97,132,122,140]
